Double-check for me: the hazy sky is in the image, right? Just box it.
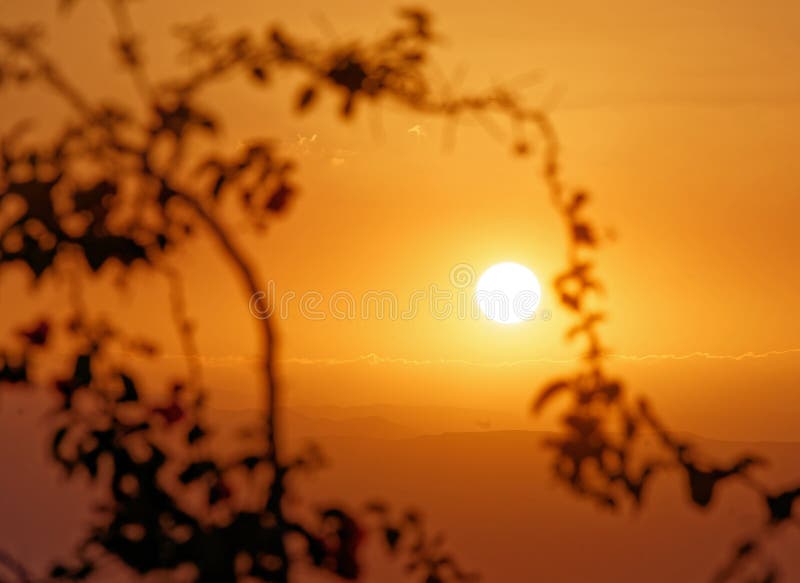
[1,0,799,439]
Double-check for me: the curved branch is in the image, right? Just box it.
[0,549,32,583]
[170,190,280,466]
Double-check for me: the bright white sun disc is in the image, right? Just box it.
[475,262,541,324]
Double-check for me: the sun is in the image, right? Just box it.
[475,262,542,324]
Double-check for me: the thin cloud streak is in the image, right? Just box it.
[148,347,800,368]
[283,348,800,367]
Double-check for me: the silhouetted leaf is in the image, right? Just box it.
[297,86,316,111]
[319,508,362,579]
[250,66,268,83]
[50,565,69,578]
[735,540,757,558]
[19,320,49,346]
[118,374,138,402]
[208,479,232,505]
[685,457,762,508]
[179,461,217,484]
[567,190,588,214]
[385,527,401,550]
[0,356,27,384]
[267,184,293,212]
[152,401,184,424]
[80,233,148,272]
[79,446,102,479]
[533,380,571,412]
[341,94,355,118]
[239,455,263,470]
[560,293,580,311]
[73,354,92,386]
[51,426,69,465]
[328,56,368,93]
[572,223,595,245]
[766,488,800,524]
[564,414,599,438]
[187,424,206,443]
[593,382,621,404]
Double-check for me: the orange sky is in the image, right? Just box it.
[1,0,799,440]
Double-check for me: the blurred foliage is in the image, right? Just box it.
[534,118,800,583]
[0,3,476,583]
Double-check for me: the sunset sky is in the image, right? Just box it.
[3,2,800,583]
[1,0,799,442]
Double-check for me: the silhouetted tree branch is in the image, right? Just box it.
[531,80,800,583]
[0,4,483,583]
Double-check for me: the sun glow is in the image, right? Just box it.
[475,262,542,324]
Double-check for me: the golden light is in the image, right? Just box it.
[475,262,542,324]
